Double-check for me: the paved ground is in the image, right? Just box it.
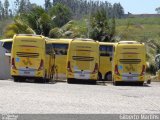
[0,80,160,114]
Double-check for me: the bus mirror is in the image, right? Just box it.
[110,57,112,61]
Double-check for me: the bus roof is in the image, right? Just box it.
[47,38,72,44]
[15,34,42,37]
[0,39,13,42]
[13,34,45,41]
[73,38,96,42]
[118,41,144,44]
[99,42,115,45]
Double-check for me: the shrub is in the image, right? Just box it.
[49,28,62,38]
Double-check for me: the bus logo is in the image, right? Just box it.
[125,64,135,71]
[22,57,32,65]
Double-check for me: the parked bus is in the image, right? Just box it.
[47,39,72,80]
[66,38,99,83]
[1,39,13,56]
[112,41,146,85]
[0,39,12,79]
[99,42,114,81]
[11,34,55,82]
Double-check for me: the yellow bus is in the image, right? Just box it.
[66,38,99,83]
[47,39,72,80]
[112,41,146,85]
[11,34,55,82]
[99,42,114,81]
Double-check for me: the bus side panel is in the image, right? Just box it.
[99,44,113,80]
[55,55,67,79]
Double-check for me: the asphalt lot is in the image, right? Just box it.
[0,80,160,114]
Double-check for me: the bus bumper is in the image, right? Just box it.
[67,72,98,80]
[11,69,44,78]
[113,74,145,82]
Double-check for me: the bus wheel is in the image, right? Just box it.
[67,78,72,84]
[98,72,102,81]
[13,77,19,82]
[41,78,49,83]
[45,79,49,83]
[113,81,118,86]
[105,72,112,81]
[35,78,45,83]
[138,82,144,86]
[13,77,24,82]
[90,80,97,84]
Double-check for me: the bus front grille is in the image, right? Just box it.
[16,52,39,58]
[72,56,94,61]
[119,59,141,64]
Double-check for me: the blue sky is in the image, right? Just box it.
[6,0,160,14]
[106,0,160,14]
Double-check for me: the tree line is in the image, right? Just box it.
[48,0,124,19]
[0,0,124,20]
[2,0,125,42]
[0,0,12,20]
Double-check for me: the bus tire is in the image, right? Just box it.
[35,78,45,83]
[67,78,72,84]
[13,77,24,82]
[138,82,144,86]
[91,80,97,84]
[113,81,118,86]
[98,72,102,81]
[13,77,19,82]
[45,79,49,83]
[41,78,49,83]
[105,72,112,81]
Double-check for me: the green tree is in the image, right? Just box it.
[14,0,20,14]
[4,17,35,38]
[39,13,52,36]
[45,0,52,12]
[155,7,160,14]
[49,27,62,38]
[9,9,12,17]
[113,3,124,18]
[4,0,9,18]
[0,0,4,19]
[49,3,71,27]
[51,0,124,19]
[90,8,116,42]
[17,5,52,36]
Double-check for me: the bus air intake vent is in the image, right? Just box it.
[72,56,94,61]
[16,52,39,58]
[119,59,141,64]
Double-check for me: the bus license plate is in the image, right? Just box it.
[24,71,30,74]
[80,74,85,77]
[19,70,35,76]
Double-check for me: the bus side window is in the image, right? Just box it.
[100,45,113,57]
[53,44,68,55]
[46,44,54,55]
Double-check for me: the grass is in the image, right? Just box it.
[115,17,160,41]
[116,17,160,26]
